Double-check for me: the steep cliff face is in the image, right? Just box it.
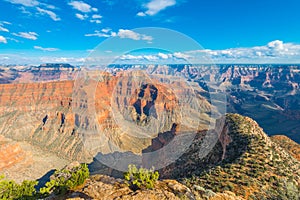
[0,80,88,161]
[0,70,212,165]
[89,72,185,155]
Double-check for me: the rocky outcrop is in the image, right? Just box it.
[63,174,244,200]
[72,175,192,200]
[140,113,299,199]
[177,114,300,200]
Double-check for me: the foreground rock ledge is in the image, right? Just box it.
[63,174,244,200]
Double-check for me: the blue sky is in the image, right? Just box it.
[0,0,300,64]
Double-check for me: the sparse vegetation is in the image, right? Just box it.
[183,114,300,200]
[271,135,300,161]
[39,163,89,196]
[0,175,37,200]
[124,164,159,190]
[0,163,89,199]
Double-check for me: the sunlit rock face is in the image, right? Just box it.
[0,67,212,165]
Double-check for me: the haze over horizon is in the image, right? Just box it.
[1,0,300,65]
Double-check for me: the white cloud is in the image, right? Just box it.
[158,52,170,59]
[185,40,300,63]
[40,56,85,64]
[44,4,56,9]
[13,32,38,40]
[75,13,88,20]
[117,29,140,40]
[92,14,102,19]
[0,26,9,32]
[68,1,97,13]
[120,54,143,60]
[85,30,111,37]
[6,0,60,21]
[85,29,153,42]
[0,21,11,33]
[90,19,101,24]
[111,32,117,37]
[0,36,7,44]
[101,28,111,33]
[141,35,153,41]
[0,53,87,65]
[143,55,159,61]
[7,37,19,43]
[117,29,153,41]
[37,7,60,21]
[119,54,159,61]
[69,2,101,23]
[0,56,9,60]
[34,46,59,51]
[137,0,176,16]
[19,6,32,15]
[1,21,11,25]
[118,54,159,62]
[137,12,146,17]
[7,0,39,7]
[118,52,189,63]
[173,52,191,60]
[109,42,299,64]
[267,40,284,50]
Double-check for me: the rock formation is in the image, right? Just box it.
[0,68,212,169]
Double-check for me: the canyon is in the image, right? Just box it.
[0,63,299,183]
[0,64,213,181]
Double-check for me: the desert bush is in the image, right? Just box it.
[124,164,159,190]
[40,163,89,196]
[0,175,37,200]
[0,163,89,199]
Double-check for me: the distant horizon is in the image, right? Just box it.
[1,39,300,65]
[2,62,300,67]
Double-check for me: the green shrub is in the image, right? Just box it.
[0,175,37,200]
[124,164,159,190]
[40,163,89,196]
[0,163,89,199]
